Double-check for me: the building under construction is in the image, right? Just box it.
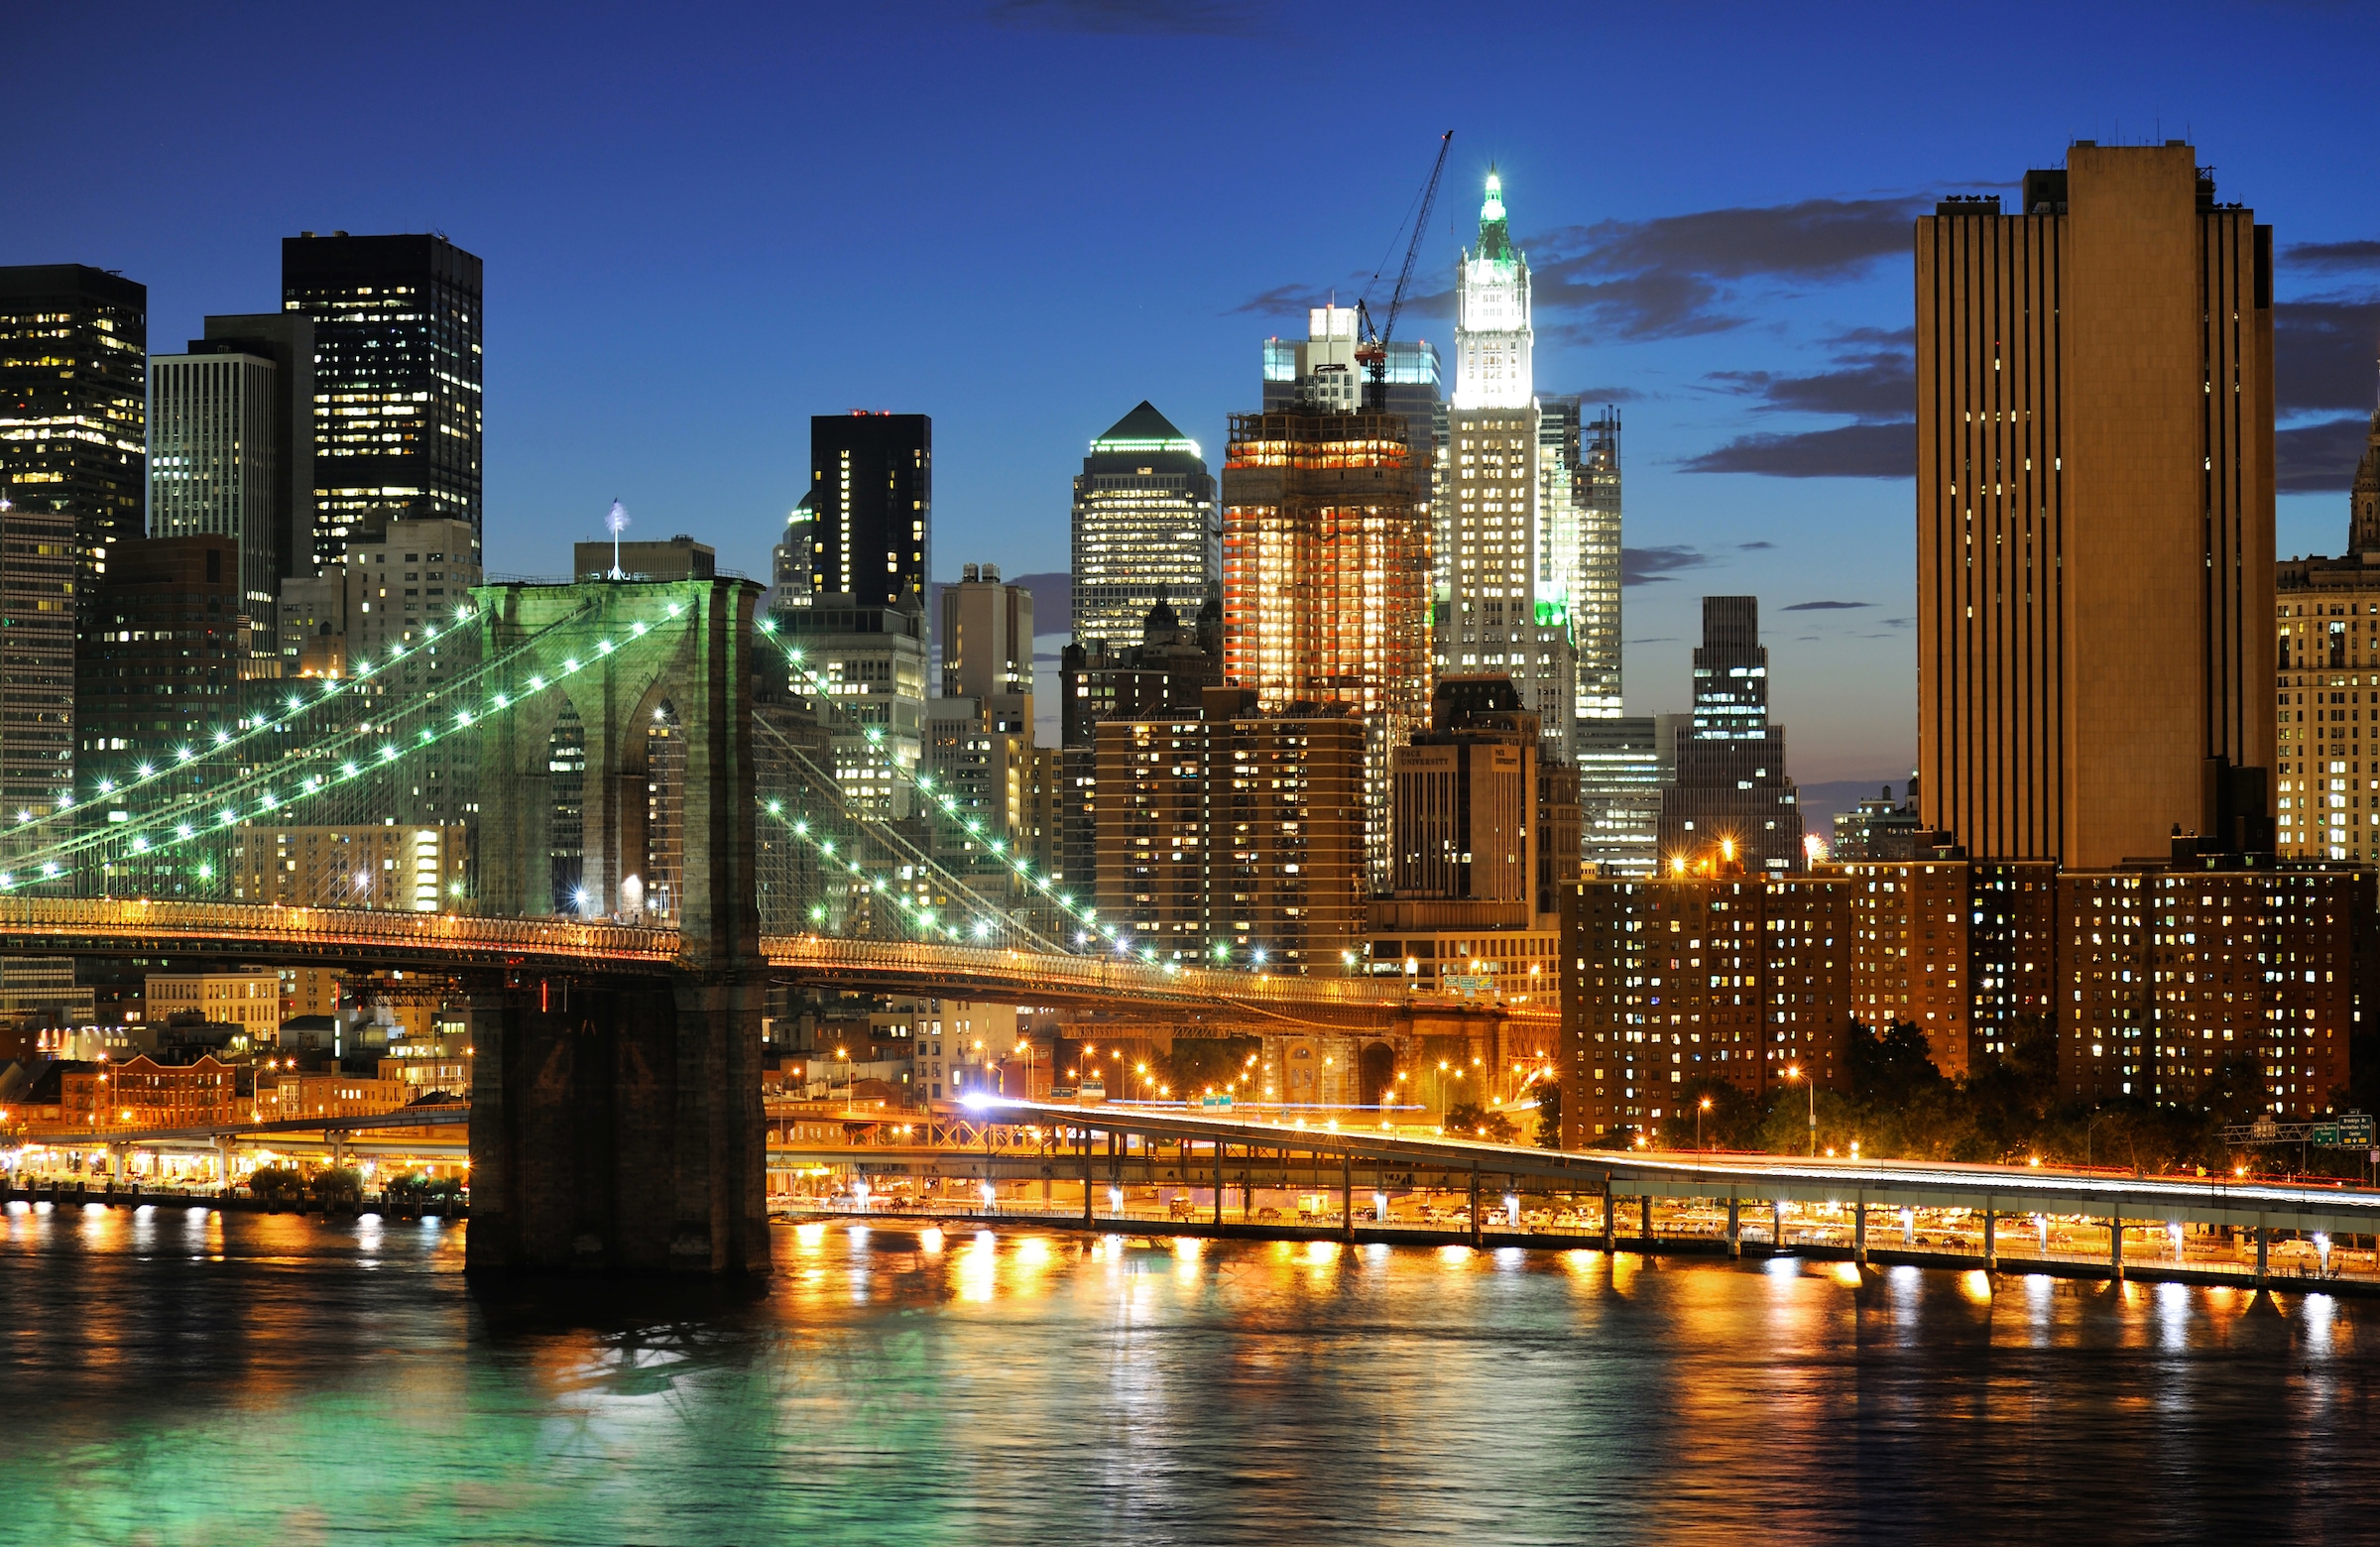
[1219,406,1432,885]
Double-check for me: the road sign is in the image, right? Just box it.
[2312,1124,2340,1147]
[2340,1112,2376,1147]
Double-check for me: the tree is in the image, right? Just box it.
[1846,1019,1946,1109]
[1533,1080,1563,1149]
[1672,1075,1759,1150]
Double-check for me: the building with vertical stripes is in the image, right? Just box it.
[1916,143,2274,869]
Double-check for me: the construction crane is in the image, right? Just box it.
[1356,129,1453,413]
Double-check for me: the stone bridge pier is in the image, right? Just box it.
[464,577,771,1275]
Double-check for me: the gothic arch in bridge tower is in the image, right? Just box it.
[469,578,762,965]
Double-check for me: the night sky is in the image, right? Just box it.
[14,0,2378,808]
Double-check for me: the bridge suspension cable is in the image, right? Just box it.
[10,596,670,894]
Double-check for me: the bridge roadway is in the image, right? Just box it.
[775,1099,2380,1278]
[0,898,1530,1024]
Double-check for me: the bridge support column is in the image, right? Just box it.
[1081,1127,1093,1225]
[1726,1192,1740,1258]
[2110,1214,2123,1281]
[1772,1197,1784,1253]
[1213,1140,1224,1229]
[465,973,769,1276]
[2255,1221,2269,1283]
[1341,1152,1354,1244]
[1601,1177,1614,1253]
[1639,1192,1652,1247]
[1469,1166,1482,1248]
[1854,1198,1867,1264]
[1983,1207,1996,1271]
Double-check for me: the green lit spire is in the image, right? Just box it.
[1478,165,1511,260]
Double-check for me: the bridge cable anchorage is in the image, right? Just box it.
[751,716,1071,952]
[11,597,667,896]
[756,619,1249,971]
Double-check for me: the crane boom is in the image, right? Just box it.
[1359,130,1453,409]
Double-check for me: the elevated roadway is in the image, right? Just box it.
[0,898,1539,1025]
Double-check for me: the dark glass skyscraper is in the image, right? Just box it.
[791,413,931,613]
[1655,595,1803,873]
[281,233,482,567]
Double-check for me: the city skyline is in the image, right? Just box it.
[12,3,2375,793]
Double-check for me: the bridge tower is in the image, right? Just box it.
[464,577,771,1275]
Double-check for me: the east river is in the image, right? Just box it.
[3,1203,2377,1544]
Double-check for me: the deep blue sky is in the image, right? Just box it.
[14,0,2379,797]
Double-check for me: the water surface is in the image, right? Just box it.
[0,1202,2371,1544]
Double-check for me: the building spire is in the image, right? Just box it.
[1478,165,1511,260]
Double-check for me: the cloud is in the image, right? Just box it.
[1679,420,1915,479]
[1626,637,1676,646]
[1227,282,1326,317]
[1527,196,1922,341]
[2286,240,2380,273]
[2276,298,2380,416]
[1781,600,1872,611]
[1547,384,1645,404]
[1737,540,1776,550]
[2278,415,2375,494]
[988,0,1275,34]
[1704,327,1914,421]
[1882,617,1913,629]
[1621,544,1711,586]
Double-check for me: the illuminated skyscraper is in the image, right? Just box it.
[1656,596,1803,874]
[0,264,143,838]
[1440,173,1575,763]
[281,233,481,567]
[1220,402,1430,884]
[1069,402,1214,647]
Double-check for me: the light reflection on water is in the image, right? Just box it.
[0,1210,2372,1543]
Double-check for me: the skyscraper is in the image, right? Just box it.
[281,233,483,566]
[791,413,931,616]
[1070,402,1215,647]
[1574,407,1622,723]
[2271,383,2380,860]
[1220,399,1431,884]
[1655,596,1803,874]
[197,311,314,579]
[1917,143,2274,868]
[1440,173,1575,764]
[0,264,140,837]
[148,348,283,661]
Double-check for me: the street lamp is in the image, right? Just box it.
[1697,1095,1712,1154]
[1785,1064,1815,1157]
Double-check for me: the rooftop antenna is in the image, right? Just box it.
[606,500,630,579]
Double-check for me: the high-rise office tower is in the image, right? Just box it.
[2271,381,2380,860]
[148,343,288,662]
[773,595,926,820]
[791,413,932,618]
[1220,400,1431,884]
[1917,143,2274,868]
[1070,402,1215,648]
[0,264,139,837]
[1576,714,1660,876]
[1440,173,1575,764]
[281,233,483,567]
[1574,407,1622,723]
[197,312,314,576]
[940,562,1033,704]
[1656,596,1803,874]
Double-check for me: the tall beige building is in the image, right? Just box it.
[2273,400,2380,859]
[1916,143,2274,868]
